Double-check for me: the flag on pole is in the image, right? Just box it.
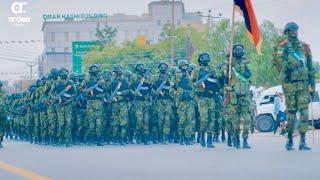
[234,0,262,54]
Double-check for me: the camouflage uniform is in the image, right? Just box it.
[152,61,174,144]
[55,68,75,146]
[274,22,315,151]
[175,60,195,145]
[131,64,152,145]
[224,44,252,149]
[193,53,217,148]
[110,65,130,145]
[74,74,88,144]
[47,69,59,145]
[85,65,106,146]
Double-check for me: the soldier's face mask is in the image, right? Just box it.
[103,73,112,80]
[159,64,168,74]
[115,71,123,76]
[233,46,244,58]
[180,65,188,72]
[287,29,298,39]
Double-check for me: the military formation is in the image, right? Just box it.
[0,22,315,151]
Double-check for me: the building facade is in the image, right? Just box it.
[40,0,202,75]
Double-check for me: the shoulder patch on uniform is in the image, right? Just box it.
[301,41,311,55]
[278,39,288,47]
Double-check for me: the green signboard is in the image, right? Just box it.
[72,41,97,73]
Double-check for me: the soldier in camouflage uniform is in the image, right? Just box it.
[152,61,174,144]
[193,52,218,148]
[85,64,105,146]
[224,44,252,149]
[110,65,130,145]
[33,80,42,144]
[274,22,315,151]
[26,84,37,143]
[124,70,136,144]
[55,68,75,147]
[131,63,152,145]
[69,73,78,144]
[214,62,228,143]
[175,60,195,145]
[0,81,6,148]
[47,68,59,145]
[39,77,50,145]
[101,70,112,144]
[74,73,88,144]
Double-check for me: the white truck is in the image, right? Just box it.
[255,84,320,132]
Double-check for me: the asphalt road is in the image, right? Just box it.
[1,131,320,180]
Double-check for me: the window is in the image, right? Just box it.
[50,32,55,42]
[177,19,181,25]
[64,47,69,53]
[51,48,55,52]
[64,32,69,41]
[157,20,161,26]
[76,32,80,40]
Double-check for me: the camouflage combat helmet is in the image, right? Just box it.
[284,22,299,35]
[198,52,211,65]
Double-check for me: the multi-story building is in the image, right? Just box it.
[40,0,203,75]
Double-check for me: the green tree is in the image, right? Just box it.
[95,22,117,49]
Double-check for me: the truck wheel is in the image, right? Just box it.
[256,115,274,132]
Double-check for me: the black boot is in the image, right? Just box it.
[214,134,220,143]
[207,133,215,148]
[179,135,184,145]
[221,132,226,143]
[162,135,169,145]
[200,132,206,147]
[96,137,103,146]
[143,135,150,145]
[120,137,126,146]
[185,136,192,145]
[299,133,311,151]
[242,137,251,149]
[234,135,240,149]
[152,134,158,144]
[136,134,142,144]
[191,134,196,144]
[285,133,294,151]
[227,133,232,147]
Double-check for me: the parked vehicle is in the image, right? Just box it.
[255,84,320,132]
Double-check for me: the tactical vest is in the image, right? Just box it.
[198,68,219,92]
[111,78,129,101]
[177,73,193,101]
[232,59,250,96]
[86,79,104,98]
[133,78,151,101]
[56,81,74,103]
[155,75,172,99]
[284,41,309,82]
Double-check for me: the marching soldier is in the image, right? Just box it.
[224,44,252,149]
[274,22,315,151]
[193,52,218,148]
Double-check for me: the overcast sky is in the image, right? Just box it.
[0,0,319,82]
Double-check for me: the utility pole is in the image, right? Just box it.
[170,0,175,66]
[197,10,222,55]
[26,61,37,80]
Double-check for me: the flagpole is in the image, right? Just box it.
[226,2,236,104]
